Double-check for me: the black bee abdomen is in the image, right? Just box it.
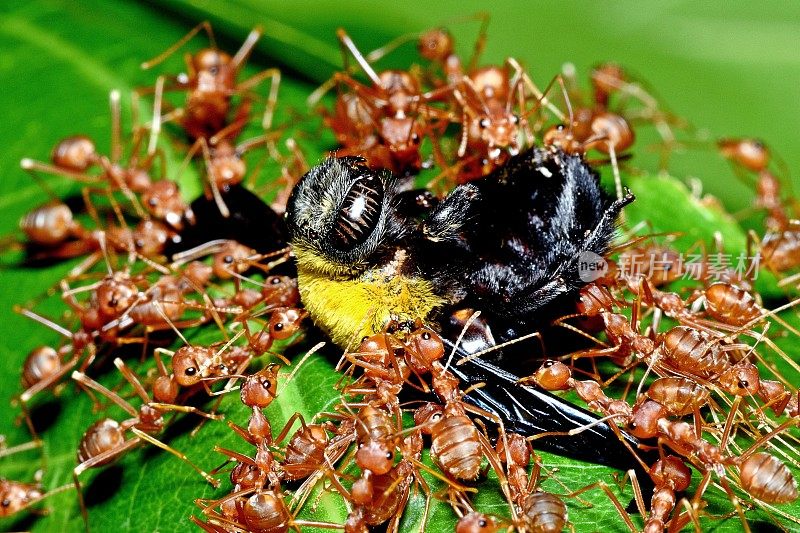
[332,174,384,250]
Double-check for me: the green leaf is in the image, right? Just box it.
[2,1,800,533]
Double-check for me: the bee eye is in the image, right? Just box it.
[331,174,384,251]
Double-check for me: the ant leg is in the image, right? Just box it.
[237,67,281,132]
[141,21,215,69]
[129,427,219,487]
[336,28,382,86]
[231,27,262,69]
[199,137,230,218]
[71,371,137,417]
[73,437,140,530]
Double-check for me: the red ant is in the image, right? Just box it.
[70,359,221,529]
[142,22,280,146]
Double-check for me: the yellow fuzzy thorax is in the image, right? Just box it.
[294,246,447,347]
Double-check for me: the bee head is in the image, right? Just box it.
[286,156,396,273]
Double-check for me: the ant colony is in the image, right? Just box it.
[4,12,800,533]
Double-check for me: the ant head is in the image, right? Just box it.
[356,440,395,474]
[472,111,520,160]
[95,276,138,319]
[211,241,253,279]
[240,365,279,408]
[718,138,769,172]
[269,308,305,341]
[456,512,498,533]
[413,402,443,435]
[210,156,247,189]
[51,135,97,171]
[141,181,186,229]
[543,124,580,154]
[261,276,299,307]
[406,325,444,368]
[131,219,172,257]
[719,360,761,396]
[172,346,206,386]
[533,360,571,391]
[418,28,454,62]
[0,481,43,516]
[193,48,232,76]
[628,399,666,439]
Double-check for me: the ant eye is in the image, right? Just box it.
[185,367,197,376]
[209,66,219,75]
[1,499,9,507]
[411,133,420,143]
[543,360,555,367]
[511,115,520,125]
[223,255,234,264]
[270,277,281,285]
[148,198,158,207]
[479,118,489,129]
[479,519,487,527]
[332,173,384,251]
[274,322,284,331]
[422,331,431,340]
[385,451,393,460]
[432,413,442,421]
[135,239,145,248]
[738,380,749,389]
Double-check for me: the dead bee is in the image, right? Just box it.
[285,145,633,346]
[285,146,647,475]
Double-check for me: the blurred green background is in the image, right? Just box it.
[1,0,799,531]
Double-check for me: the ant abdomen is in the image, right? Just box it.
[739,452,798,504]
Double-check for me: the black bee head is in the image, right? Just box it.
[286,156,395,271]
